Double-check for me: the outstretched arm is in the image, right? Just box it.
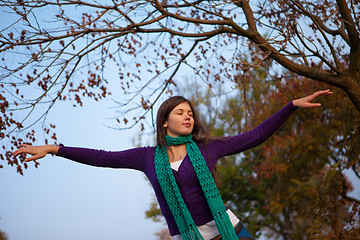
[210,89,333,160]
[12,143,150,171]
[12,144,60,162]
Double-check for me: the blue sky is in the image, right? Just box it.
[1,4,360,240]
[0,98,166,240]
[0,6,167,239]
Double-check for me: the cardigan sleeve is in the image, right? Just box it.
[56,145,151,172]
[209,101,298,160]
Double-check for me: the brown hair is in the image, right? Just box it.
[156,96,209,147]
[156,96,221,186]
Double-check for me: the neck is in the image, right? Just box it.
[167,144,187,163]
[168,144,186,150]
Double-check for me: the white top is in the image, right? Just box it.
[170,160,240,240]
[170,159,183,171]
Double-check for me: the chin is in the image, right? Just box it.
[175,132,191,137]
[182,131,193,136]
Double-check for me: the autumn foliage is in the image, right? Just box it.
[146,62,360,239]
[210,74,360,239]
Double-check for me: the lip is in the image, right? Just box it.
[183,123,191,127]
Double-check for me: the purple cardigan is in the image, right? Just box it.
[56,101,297,236]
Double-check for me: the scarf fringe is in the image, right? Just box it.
[214,211,239,240]
[180,224,204,240]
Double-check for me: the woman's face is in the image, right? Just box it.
[164,102,195,138]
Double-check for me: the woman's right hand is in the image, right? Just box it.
[12,144,60,162]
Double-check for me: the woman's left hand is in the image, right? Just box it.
[292,89,333,108]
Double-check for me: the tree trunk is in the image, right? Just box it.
[340,75,360,112]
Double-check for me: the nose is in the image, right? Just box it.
[184,114,191,120]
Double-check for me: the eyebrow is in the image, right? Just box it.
[174,109,193,112]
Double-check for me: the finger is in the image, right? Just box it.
[308,103,321,107]
[12,148,24,158]
[313,89,332,97]
[25,154,41,162]
[19,144,32,147]
[13,144,31,156]
[14,143,35,154]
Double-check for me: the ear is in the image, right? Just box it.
[163,122,168,128]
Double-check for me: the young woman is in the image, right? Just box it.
[12,89,332,240]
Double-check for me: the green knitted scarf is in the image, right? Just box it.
[155,134,238,240]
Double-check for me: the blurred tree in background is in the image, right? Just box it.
[0,230,8,240]
[0,220,8,240]
[149,61,360,239]
[212,75,360,239]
